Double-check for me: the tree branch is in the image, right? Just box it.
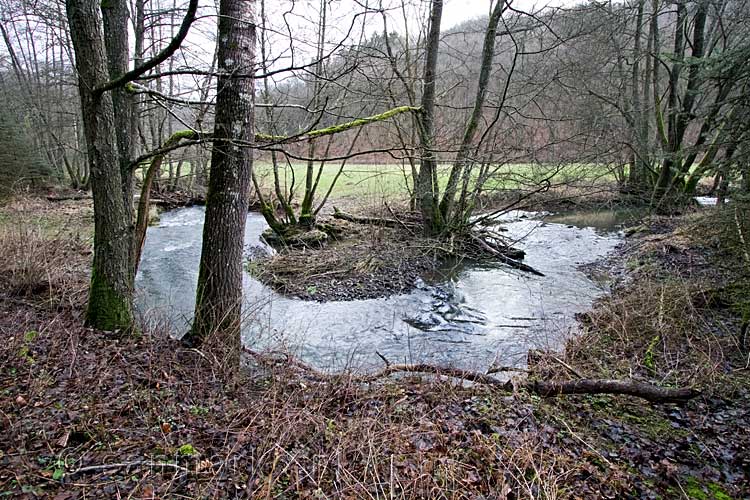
[94,0,199,95]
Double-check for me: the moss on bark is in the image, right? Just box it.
[85,267,133,331]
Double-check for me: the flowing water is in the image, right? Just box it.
[135,207,642,371]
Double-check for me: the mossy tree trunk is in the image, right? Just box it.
[188,0,256,367]
[66,0,198,331]
[66,0,134,330]
[102,0,137,287]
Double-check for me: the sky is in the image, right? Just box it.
[442,0,582,29]
[0,0,584,92]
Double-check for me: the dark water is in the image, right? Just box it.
[544,207,649,232]
[135,208,624,372]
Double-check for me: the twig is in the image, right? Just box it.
[550,355,584,379]
[383,202,416,236]
[69,461,189,477]
[375,351,392,367]
[552,415,613,467]
[735,208,750,265]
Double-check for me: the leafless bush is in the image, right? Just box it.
[0,223,89,308]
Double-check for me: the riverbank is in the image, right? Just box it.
[252,185,638,303]
[1,195,748,498]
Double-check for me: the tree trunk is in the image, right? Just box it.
[66,0,134,330]
[416,0,444,234]
[439,0,505,224]
[101,0,136,282]
[628,0,646,190]
[654,0,686,198]
[299,0,327,228]
[189,0,255,367]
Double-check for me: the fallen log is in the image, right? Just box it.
[46,193,91,202]
[529,379,699,403]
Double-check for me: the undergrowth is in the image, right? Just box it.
[1,196,748,498]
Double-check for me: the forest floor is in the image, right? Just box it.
[0,193,749,499]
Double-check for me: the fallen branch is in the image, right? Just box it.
[242,348,699,403]
[46,193,91,202]
[362,363,507,386]
[470,234,545,276]
[332,207,414,229]
[529,379,699,403]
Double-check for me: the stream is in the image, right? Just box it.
[135,207,640,371]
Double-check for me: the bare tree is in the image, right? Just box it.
[187,0,256,365]
[64,0,198,330]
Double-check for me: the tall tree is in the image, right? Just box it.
[415,0,444,234]
[188,0,256,365]
[65,0,198,330]
[66,0,134,329]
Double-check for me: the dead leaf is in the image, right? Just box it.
[57,430,70,448]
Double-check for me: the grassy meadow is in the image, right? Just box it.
[250,161,620,201]
[141,159,621,204]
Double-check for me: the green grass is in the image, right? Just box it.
[253,162,411,199]
[136,159,619,202]
[251,161,618,201]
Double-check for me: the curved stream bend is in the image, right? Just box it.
[136,208,625,371]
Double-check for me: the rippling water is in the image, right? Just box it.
[135,207,632,371]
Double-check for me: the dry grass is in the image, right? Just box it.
[1,195,749,498]
[569,276,737,387]
[567,205,750,393]
[0,223,89,309]
[1,302,621,498]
